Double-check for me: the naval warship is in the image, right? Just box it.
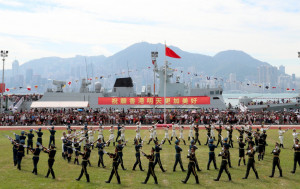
[16,64,227,111]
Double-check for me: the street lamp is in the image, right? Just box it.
[151,51,158,112]
[298,52,300,58]
[1,50,8,113]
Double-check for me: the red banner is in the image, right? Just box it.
[98,96,210,105]
[0,83,5,93]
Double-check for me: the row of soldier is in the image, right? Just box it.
[7,122,300,184]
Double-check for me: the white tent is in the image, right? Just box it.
[30,101,89,108]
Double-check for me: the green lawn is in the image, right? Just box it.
[0,129,299,189]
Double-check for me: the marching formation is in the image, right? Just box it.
[7,122,300,185]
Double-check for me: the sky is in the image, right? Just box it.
[1,0,300,75]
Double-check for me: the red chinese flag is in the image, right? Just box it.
[165,46,181,58]
[5,88,9,92]
[27,87,31,91]
[272,87,276,89]
[286,88,290,91]
[68,81,72,85]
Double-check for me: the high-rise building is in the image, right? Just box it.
[12,60,19,76]
[25,69,33,84]
[279,65,285,74]
[292,73,296,81]
[258,65,278,86]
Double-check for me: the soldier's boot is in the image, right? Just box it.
[243,159,246,165]
[195,176,199,184]
[214,172,221,181]
[62,152,64,159]
[161,166,166,172]
[107,142,110,147]
[67,156,71,163]
[117,175,121,184]
[154,176,158,184]
[183,140,186,145]
[105,173,113,183]
[188,137,190,141]
[255,171,259,179]
[242,171,249,179]
[181,164,186,172]
[76,170,84,181]
[279,169,283,177]
[238,159,241,166]
[168,140,171,145]
[74,158,77,164]
[228,173,232,181]
[139,164,144,171]
[113,142,115,146]
[214,137,216,141]
[214,161,218,170]
[282,144,284,149]
[27,148,29,154]
[269,170,274,178]
[171,137,173,141]
[51,170,55,179]
[156,137,158,141]
[88,160,91,167]
[147,139,151,145]
[258,154,261,161]
[45,170,50,178]
[14,160,17,166]
[86,174,90,182]
[121,163,126,170]
[176,137,179,140]
[98,159,101,167]
[142,175,149,184]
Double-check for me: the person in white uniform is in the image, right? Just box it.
[211,124,216,141]
[188,123,194,141]
[292,129,300,144]
[108,125,115,146]
[171,122,179,141]
[98,125,105,143]
[147,126,155,145]
[135,122,142,144]
[179,125,186,145]
[120,126,126,142]
[88,127,95,149]
[162,126,171,144]
[278,127,289,148]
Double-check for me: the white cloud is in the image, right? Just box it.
[1,0,300,75]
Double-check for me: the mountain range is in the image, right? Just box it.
[10,42,273,85]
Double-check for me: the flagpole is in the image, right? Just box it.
[164,41,167,124]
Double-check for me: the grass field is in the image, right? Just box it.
[0,128,299,189]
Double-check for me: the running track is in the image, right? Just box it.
[1,125,300,131]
